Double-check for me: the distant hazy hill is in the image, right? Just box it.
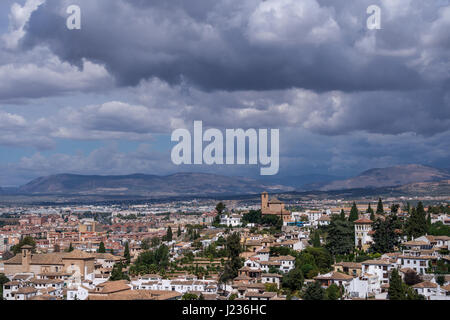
[17,173,294,197]
[395,179,450,196]
[318,164,450,191]
[259,173,343,190]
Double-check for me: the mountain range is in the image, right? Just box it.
[13,172,294,197]
[317,164,450,191]
[1,164,449,199]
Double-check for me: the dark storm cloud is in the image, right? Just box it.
[20,0,433,92]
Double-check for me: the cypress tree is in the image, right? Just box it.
[426,213,432,232]
[339,209,346,220]
[376,198,384,214]
[348,202,359,222]
[371,215,400,253]
[98,241,106,253]
[312,231,321,247]
[406,202,428,238]
[166,226,173,241]
[124,242,131,264]
[388,269,405,300]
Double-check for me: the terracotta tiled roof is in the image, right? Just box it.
[314,271,353,281]
[412,281,438,289]
[354,218,373,224]
[334,262,362,269]
[92,280,131,294]
[361,259,391,266]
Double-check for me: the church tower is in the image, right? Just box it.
[261,192,269,212]
[21,244,32,272]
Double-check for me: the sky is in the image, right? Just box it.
[0,0,450,186]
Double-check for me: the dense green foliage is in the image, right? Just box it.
[282,267,304,292]
[124,242,131,264]
[428,222,450,237]
[129,245,170,275]
[0,273,10,300]
[348,202,359,222]
[219,233,243,283]
[376,198,384,214]
[405,202,428,239]
[325,217,354,256]
[11,236,36,254]
[164,226,173,241]
[109,263,130,281]
[242,209,262,224]
[66,242,74,252]
[303,281,325,300]
[325,283,341,300]
[98,241,106,253]
[388,268,424,300]
[182,293,199,300]
[371,215,401,253]
[312,230,321,248]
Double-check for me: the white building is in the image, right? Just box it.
[361,259,393,285]
[220,214,241,227]
[354,217,373,250]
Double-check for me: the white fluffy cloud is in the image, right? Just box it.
[246,0,340,46]
[2,0,44,49]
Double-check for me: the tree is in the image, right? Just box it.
[67,242,74,252]
[436,275,445,286]
[404,270,422,286]
[124,242,131,265]
[348,202,359,222]
[130,244,169,275]
[390,204,399,214]
[325,283,341,300]
[216,202,226,215]
[312,231,321,248]
[219,232,242,283]
[182,293,199,300]
[376,198,384,214]
[371,215,400,253]
[177,226,182,238]
[98,242,106,253]
[325,217,354,256]
[261,214,282,229]
[53,244,60,253]
[141,238,151,250]
[242,209,262,224]
[367,204,375,220]
[282,267,304,292]
[406,202,428,239]
[165,226,173,242]
[110,263,130,281]
[11,236,36,254]
[0,273,10,300]
[264,283,278,292]
[388,269,405,300]
[303,281,325,300]
[298,247,333,274]
[339,209,346,221]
